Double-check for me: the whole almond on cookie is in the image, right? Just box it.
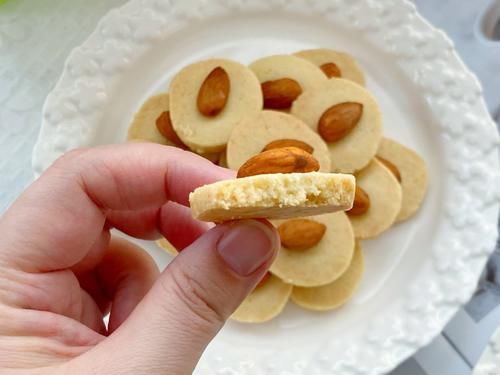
[278,219,327,250]
[347,186,370,216]
[261,78,302,109]
[155,111,187,149]
[197,66,230,117]
[262,139,314,154]
[237,147,320,178]
[377,156,402,182]
[318,102,363,142]
[320,62,342,78]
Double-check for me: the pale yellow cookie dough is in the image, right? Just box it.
[189,172,355,222]
[227,110,331,172]
[270,212,354,287]
[376,138,428,222]
[169,59,263,153]
[295,48,366,86]
[127,93,171,145]
[291,79,383,173]
[156,238,178,256]
[348,159,402,239]
[249,54,327,103]
[232,274,292,323]
[291,241,364,311]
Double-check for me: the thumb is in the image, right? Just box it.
[74,219,279,375]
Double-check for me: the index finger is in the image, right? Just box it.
[0,143,233,272]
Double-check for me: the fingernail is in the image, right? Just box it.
[216,220,278,276]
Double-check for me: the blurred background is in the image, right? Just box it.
[0,1,499,373]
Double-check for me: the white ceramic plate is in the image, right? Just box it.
[474,326,500,375]
[33,0,500,373]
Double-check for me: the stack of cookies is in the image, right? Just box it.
[127,48,428,323]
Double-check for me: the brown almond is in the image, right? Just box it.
[155,111,187,149]
[261,78,302,109]
[278,219,327,250]
[237,147,320,178]
[320,62,342,78]
[377,157,402,182]
[318,102,363,142]
[197,66,230,117]
[262,139,314,154]
[255,272,272,289]
[347,186,370,216]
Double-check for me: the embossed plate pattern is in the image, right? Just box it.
[474,326,500,375]
[33,0,500,373]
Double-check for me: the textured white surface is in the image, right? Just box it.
[474,326,500,375]
[0,0,127,213]
[28,0,500,374]
[414,0,500,115]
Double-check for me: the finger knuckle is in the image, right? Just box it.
[53,148,90,167]
[163,266,225,329]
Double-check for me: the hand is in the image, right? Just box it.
[0,144,279,374]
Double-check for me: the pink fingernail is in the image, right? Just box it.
[216,220,278,276]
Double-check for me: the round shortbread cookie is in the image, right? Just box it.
[249,54,327,107]
[270,212,355,287]
[169,59,262,153]
[156,238,178,256]
[127,93,171,145]
[294,48,366,86]
[376,138,428,222]
[232,274,292,323]
[218,150,228,168]
[291,241,364,311]
[227,110,331,172]
[291,79,383,173]
[196,151,221,164]
[189,172,355,222]
[348,159,402,239]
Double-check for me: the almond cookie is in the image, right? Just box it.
[270,212,355,287]
[227,110,331,172]
[217,150,228,168]
[232,273,292,323]
[347,159,402,239]
[291,241,364,311]
[249,55,327,110]
[197,151,222,164]
[189,172,355,222]
[291,79,383,173]
[376,138,428,222]
[169,59,262,153]
[127,93,173,145]
[295,48,365,86]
